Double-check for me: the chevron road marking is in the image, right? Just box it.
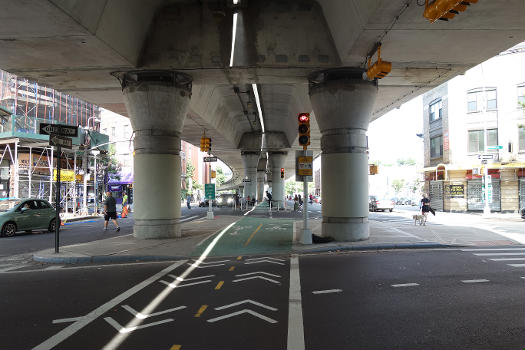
[245,257,285,262]
[191,259,230,265]
[207,309,278,324]
[232,276,281,284]
[104,317,174,334]
[159,279,212,289]
[121,305,186,319]
[214,299,278,311]
[167,274,215,281]
[244,259,285,266]
[234,271,281,278]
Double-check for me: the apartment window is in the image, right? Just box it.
[518,84,525,107]
[519,126,525,151]
[468,129,498,153]
[467,88,497,112]
[430,135,443,158]
[429,100,442,122]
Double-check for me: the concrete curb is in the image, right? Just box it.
[33,242,462,264]
[62,215,102,223]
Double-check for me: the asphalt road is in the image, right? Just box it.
[1,249,523,349]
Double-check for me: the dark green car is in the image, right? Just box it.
[0,199,58,237]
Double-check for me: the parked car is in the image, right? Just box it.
[0,199,58,237]
[369,196,395,212]
[216,194,235,207]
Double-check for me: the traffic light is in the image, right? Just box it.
[298,113,310,150]
[211,170,216,178]
[200,137,211,152]
[423,0,478,23]
[366,45,391,80]
[281,168,285,179]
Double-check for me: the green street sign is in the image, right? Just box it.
[205,183,216,200]
[487,145,503,150]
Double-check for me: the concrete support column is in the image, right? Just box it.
[118,70,192,239]
[309,68,378,241]
[268,152,286,206]
[241,152,259,199]
[256,170,265,202]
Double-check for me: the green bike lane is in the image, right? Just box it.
[191,215,294,257]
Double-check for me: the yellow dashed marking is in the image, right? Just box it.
[215,281,224,290]
[229,266,235,272]
[244,224,263,246]
[170,345,181,350]
[237,256,242,260]
[194,305,208,317]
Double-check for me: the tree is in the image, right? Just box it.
[185,163,195,194]
[391,179,405,197]
[215,166,226,187]
[410,178,422,196]
[396,158,416,166]
[100,144,121,180]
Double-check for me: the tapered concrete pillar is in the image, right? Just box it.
[309,68,378,241]
[117,70,192,239]
[241,152,259,199]
[256,170,265,202]
[269,152,286,206]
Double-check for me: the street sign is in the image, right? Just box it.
[204,156,218,162]
[295,150,313,182]
[242,179,251,182]
[205,183,216,200]
[49,134,73,149]
[487,145,503,150]
[478,154,494,160]
[39,123,78,137]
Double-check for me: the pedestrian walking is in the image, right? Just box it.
[420,193,431,225]
[266,191,272,205]
[187,194,192,209]
[103,191,120,232]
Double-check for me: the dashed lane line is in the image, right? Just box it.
[391,283,419,288]
[490,258,525,261]
[32,260,187,350]
[508,264,525,267]
[287,256,305,350]
[461,279,490,283]
[312,289,343,295]
[473,253,525,256]
[194,305,208,318]
[244,224,263,246]
[461,248,525,251]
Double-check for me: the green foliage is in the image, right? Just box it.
[216,166,226,187]
[100,144,121,179]
[410,179,422,195]
[396,158,416,166]
[391,179,406,196]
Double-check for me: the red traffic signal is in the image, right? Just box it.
[280,168,285,178]
[298,113,310,149]
[298,113,310,123]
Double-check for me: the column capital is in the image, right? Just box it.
[113,70,192,94]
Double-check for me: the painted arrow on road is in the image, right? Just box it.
[234,271,281,278]
[245,257,285,262]
[244,259,285,266]
[214,299,278,311]
[207,309,278,324]
[104,317,174,333]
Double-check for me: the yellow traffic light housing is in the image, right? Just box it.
[298,113,310,150]
[366,45,391,80]
[200,137,211,153]
[369,164,378,175]
[423,0,478,23]
[211,170,216,178]
[281,168,285,179]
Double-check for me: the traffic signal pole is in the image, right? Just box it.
[302,149,312,244]
[54,145,61,253]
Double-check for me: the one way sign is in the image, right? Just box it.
[39,123,78,137]
[49,134,73,149]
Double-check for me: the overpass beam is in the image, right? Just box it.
[118,70,192,239]
[241,151,259,200]
[309,68,378,241]
[268,152,287,207]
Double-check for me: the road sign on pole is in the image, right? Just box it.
[295,150,313,182]
[205,183,216,200]
[478,154,494,160]
[49,134,73,149]
[39,123,78,137]
[487,145,503,150]
[204,156,218,162]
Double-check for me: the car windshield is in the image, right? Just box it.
[0,200,22,212]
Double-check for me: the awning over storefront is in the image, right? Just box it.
[108,168,133,185]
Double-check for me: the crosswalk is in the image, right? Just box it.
[462,247,525,268]
[369,215,437,226]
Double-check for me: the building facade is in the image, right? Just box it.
[422,43,525,212]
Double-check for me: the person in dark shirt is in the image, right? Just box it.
[420,193,431,225]
[104,191,120,232]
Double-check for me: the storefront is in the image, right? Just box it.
[107,169,133,206]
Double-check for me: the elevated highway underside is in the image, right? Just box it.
[1,0,523,240]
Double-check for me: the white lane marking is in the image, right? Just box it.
[192,259,230,265]
[312,289,343,295]
[167,274,215,281]
[187,263,225,268]
[207,309,277,324]
[104,317,174,333]
[391,283,420,288]
[0,265,24,272]
[462,248,525,251]
[473,253,525,256]
[246,256,285,262]
[215,299,277,311]
[44,265,64,270]
[235,271,281,278]
[461,279,490,283]
[0,264,13,268]
[490,258,525,261]
[52,317,86,324]
[287,255,304,350]
[121,305,186,319]
[196,232,218,247]
[508,264,525,267]
[159,279,212,288]
[180,215,198,223]
[244,206,257,216]
[32,260,187,350]
[233,276,281,284]
[245,260,285,266]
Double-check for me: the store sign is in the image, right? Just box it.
[53,169,75,182]
[448,184,464,198]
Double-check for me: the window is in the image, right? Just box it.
[518,84,525,107]
[519,126,525,151]
[430,135,443,158]
[111,127,116,137]
[468,129,498,153]
[429,100,442,122]
[123,125,130,139]
[467,88,497,112]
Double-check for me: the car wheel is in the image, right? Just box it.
[2,222,17,237]
[389,209,393,212]
[48,219,56,232]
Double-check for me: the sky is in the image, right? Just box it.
[367,95,423,165]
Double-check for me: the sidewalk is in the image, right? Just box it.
[33,207,524,264]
